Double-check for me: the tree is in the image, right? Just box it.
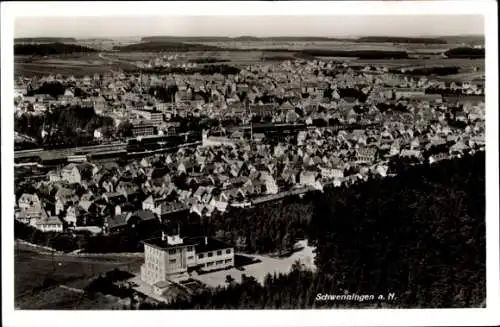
[118,120,134,138]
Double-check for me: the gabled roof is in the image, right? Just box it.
[107,210,157,229]
[35,216,62,226]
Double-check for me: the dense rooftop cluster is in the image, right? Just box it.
[14,56,485,239]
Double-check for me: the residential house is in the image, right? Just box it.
[354,147,378,164]
[299,170,319,188]
[142,195,156,212]
[429,152,449,164]
[102,192,128,206]
[34,215,64,233]
[259,172,279,195]
[116,182,141,201]
[154,201,189,220]
[54,186,78,214]
[18,193,42,212]
[319,167,344,180]
[400,149,423,161]
[209,194,229,213]
[449,140,468,156]
[61,164,82,184]
[104,210,159,235]
[48,170,61,182]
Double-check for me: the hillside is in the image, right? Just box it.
[14,43,98,56]
[141,36,233,42]
[356,36,447,44]
[439,35,485,45]
[15,37,77,43]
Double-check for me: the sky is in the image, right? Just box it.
[14,15,484,38]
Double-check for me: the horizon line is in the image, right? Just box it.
[14,33,485,39]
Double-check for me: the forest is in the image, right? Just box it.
[356,36,447,44]
[444,47,485,59]
[161,152,485,309]
[113,41,221,52]
[15,37,77,43]
[14,105,115,145]
[165,195,316,255]
[27,81,66,98]
[14,43,98,56]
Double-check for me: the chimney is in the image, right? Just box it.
[205,237,208,245]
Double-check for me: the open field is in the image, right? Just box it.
[14,53,136,77]
[187,40,465,52]
[14,38,485,78]
[15,286,127,310]
[14,242,143,309]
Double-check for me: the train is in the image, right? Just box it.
[126,132,202,153]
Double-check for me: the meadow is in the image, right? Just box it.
[14,242,143,309]
[14,40,485,82]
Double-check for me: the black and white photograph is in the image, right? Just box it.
[1,1,499,326]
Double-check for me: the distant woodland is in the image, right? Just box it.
[444,47,485,59]
[188,58,230,64]
[15,37,77,43]
[356,36,447,44]
[140,36,451,44]
[15,103,115,145]
[140,64,241,75]
[14,43,98,56]
[113,41,221,52]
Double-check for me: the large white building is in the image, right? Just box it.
[131,108,164,126]
[140,233,234,285]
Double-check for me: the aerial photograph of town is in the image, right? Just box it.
[8,10,491,314]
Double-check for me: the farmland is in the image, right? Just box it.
[14,38,485,81]
[14,241,143,309]
[14,53,136,77]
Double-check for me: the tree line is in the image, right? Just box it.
[141,64,241,76]
[15,105,115,146]
[444,47,485,59]
[14,43,98,56]
[356,36,447,44]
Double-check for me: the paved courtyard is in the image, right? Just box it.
[194,240,316,288]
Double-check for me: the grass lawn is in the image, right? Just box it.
[14,246,143,309]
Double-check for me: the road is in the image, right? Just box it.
[98,52,139,69]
